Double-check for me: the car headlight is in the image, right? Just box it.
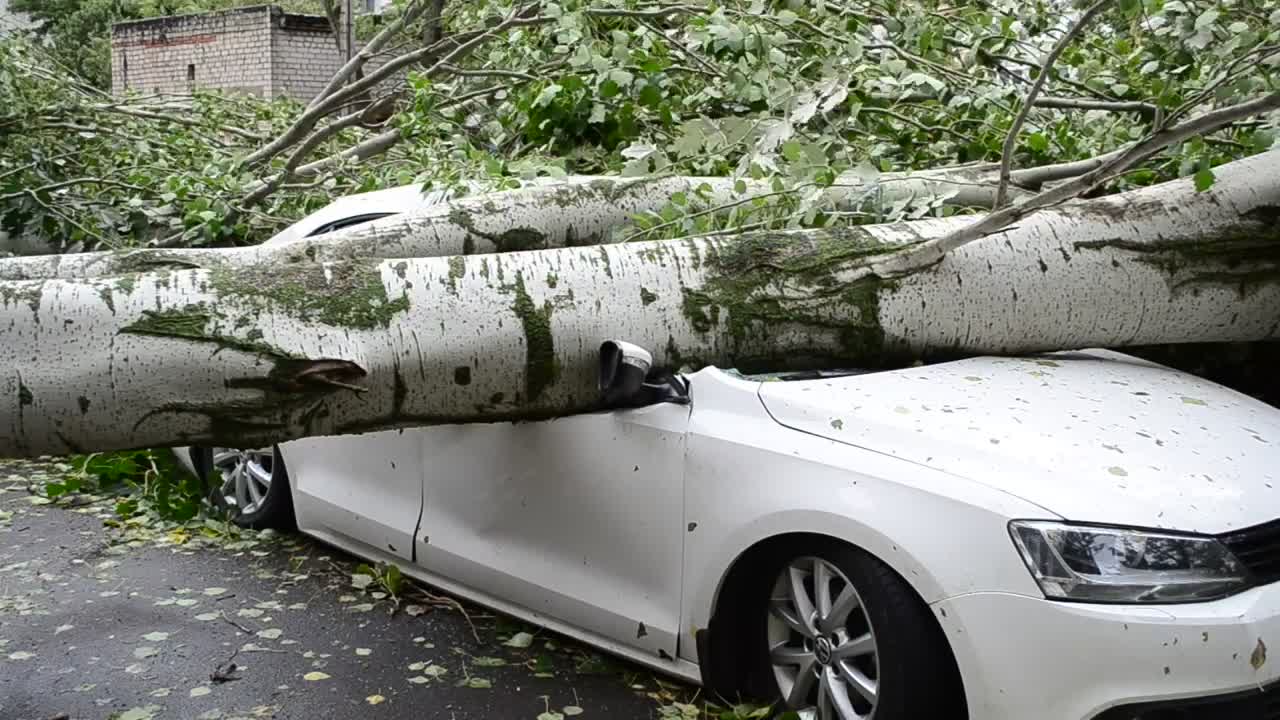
[1009,521,1250,603]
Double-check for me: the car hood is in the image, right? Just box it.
[758,350,1280,534]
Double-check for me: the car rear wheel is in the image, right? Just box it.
[762,542,964,720]
[199,446,294,529]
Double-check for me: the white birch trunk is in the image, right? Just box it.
[1,150,1277,457]
[0,167,1025,282]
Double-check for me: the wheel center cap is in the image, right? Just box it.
[814,636,834,665]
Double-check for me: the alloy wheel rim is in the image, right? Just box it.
[767,556,880,720]
[210,448,273,515]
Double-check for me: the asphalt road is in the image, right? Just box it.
[0,460,687,720]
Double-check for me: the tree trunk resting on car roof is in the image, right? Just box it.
[1,148,1277,457]
[0,160,1053,282]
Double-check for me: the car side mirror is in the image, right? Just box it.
[599,340,653,405]
[598,340,691,408]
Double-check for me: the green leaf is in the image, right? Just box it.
[1193,168,1215,192]
[533,84,563,108]
[1194,9,1219,29]
[382,564,404,595]
[1026,133,1049,153]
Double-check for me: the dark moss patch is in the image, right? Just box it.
[511,272,558,402]
[454,366,472,386]
[77,396,91,414]
[1074,225,1280,298]
[120,303,300,360]
[640,287,658,305]
[208,262,409,330]
[448,204,549,252]
[0,282,42,313]
[447,255,466,293]
[597,246,613,278]
[680,226,907,370]
[18,383,33,406]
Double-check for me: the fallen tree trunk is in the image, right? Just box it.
[1,149,1277,457]
[0,163,1036,281]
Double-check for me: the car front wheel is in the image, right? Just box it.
[763,543,965,720]
[200,446,294,529]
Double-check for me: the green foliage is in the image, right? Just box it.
[2,0,1278,256]
[352,561,406,597]
[0,39,396,253]
[41,448,208,523]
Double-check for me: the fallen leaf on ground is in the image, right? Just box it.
[355,648,372,656]
[6,651,34,660]
[203,587,228,596]
[256,628,283,640]
[366,694,386,705]
[133,646,159,659]
[504,632,534,648]
[303,671,330,681]
[190,686,211,697]
[141,632,170,642]
[563,707,584,716]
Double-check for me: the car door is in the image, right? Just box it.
[284,428,424,563]
[413,402,691,660]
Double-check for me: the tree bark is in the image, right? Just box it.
[2,149,1276,457]
[0,164,1035,281]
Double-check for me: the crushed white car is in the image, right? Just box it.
[177,188,1280,720]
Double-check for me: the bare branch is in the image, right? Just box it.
[1033,96,1157,117]
[308,0,431,110]
[243,5,545,170]
[0,178,148,201]
[996,0,1113,209]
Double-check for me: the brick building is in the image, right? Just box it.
[110,4,372,102]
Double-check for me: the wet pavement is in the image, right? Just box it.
[0,460,687,720]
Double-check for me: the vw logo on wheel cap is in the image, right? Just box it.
[814,636,834,665]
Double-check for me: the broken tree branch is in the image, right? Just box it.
[996,0,1113,209]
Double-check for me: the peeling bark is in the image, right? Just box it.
[1,150,1277,456]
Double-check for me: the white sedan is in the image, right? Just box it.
[178,188,1280,720]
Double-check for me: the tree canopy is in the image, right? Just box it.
[3,0,1276,259]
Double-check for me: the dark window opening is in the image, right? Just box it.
[306,213,399,238]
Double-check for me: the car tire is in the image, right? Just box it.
[196,446,295,530]
[751,540,966,720]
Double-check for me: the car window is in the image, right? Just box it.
[306,212,398,238]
